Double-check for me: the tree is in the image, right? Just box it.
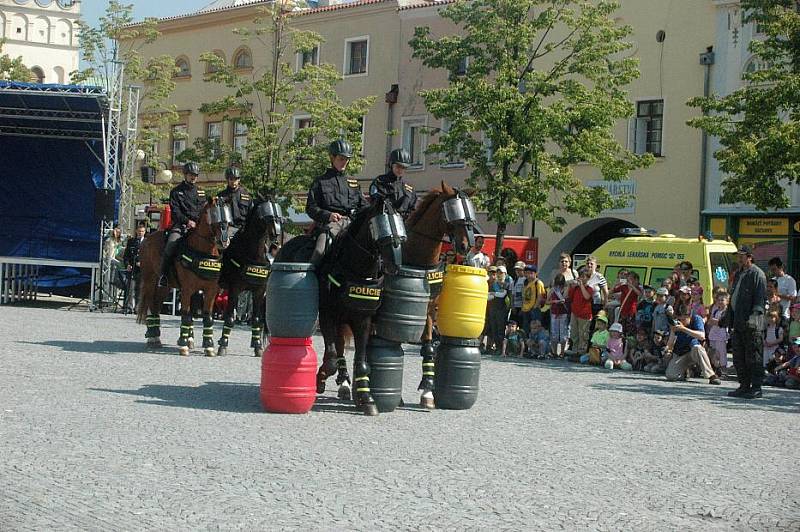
[688,0,800,210]
[190,1,375,204]
[409,0,652,256]
[0,40,30,81]
[74,1,179,196]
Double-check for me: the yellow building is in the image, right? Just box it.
[132,0,716,273]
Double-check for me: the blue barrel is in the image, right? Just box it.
[374,266,430,343]
[434,336,481,410]
[266,262,318,338]
[367,335,404,413]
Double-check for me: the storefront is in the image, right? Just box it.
[703,214,800,278]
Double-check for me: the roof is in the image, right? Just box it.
[398,0,455,11]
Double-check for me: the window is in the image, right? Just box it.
[172,124,187,167]
[401,116,427,170]
[340,116,366,156]
[482,132,494,164]
[298,46,319,70]
[344,37,368,76]
[628,99,663,156]
[439,119,464,168]
[175,57,191,78]
[743,56,769,75]
[293,115,314,146]
[233,122,248,158]
[233,47,253,70]
[206,121,223,159]
[454,56,468,76]
[30,66,45,83]
[206,50,225,74]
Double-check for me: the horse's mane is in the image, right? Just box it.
[406,186,443,227]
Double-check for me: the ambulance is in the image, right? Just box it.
[587,232,738,305]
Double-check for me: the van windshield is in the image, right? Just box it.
[709,252,734,292]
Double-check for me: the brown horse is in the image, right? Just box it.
[402,181,477,408]
[137,198,232,356]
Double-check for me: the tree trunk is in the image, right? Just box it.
[494,222,507,260]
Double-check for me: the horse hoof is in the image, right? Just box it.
[420,391,435,410]
[179,346,189,357]
[204,348,216,357]
[253,348,262,358]
[362,403,379,417]
[187,338,195,349]
[337,384,351,401]
[216,346,227,357]
[147,338,162,348]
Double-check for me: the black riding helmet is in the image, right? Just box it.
[328,139,353,159]
[388,148,411,168]
[183,161,200,176]
[225,167,241,180]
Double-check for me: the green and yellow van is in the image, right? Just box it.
[588,235,738,305]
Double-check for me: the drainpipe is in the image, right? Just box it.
[699,46,715,234]
[385,84,399,168]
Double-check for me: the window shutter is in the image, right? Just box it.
[634,118,647,155]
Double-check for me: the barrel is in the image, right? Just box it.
[266,263,318,338]
[366,335,404,413]
[434,336,481,410]
[437,264,488,338]
[374,266,430,343]
[261,337,317,414]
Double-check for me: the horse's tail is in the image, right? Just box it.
[136,231,165,324]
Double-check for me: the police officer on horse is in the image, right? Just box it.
[216,166,252,236]
[369,148,417,218]
[306,139,365,265]
[158,161,207,287]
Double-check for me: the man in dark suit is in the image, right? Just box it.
[123,224,147,312]
[728,245,767,399]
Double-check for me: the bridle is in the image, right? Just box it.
[408,189,478,249]
[255,199,284,244]
[205,201,233,249]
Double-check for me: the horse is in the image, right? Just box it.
[401,181,478,408]
[137,198,233,356]
[275,197,405,416]
[216,199,284,357]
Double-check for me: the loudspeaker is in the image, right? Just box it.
[94,188,116,221]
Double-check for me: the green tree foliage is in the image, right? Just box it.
[191,2,375,204]
[0,40,30,81]
[409,0,652,255]
[73,1,178,196]
[689,0,800,210]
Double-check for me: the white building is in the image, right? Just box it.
[0,0,80,84]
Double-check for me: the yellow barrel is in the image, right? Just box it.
[437,265,488,338]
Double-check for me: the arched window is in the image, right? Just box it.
[12,14,28,40]
[54,19,72,46]
[743,55,769,75]
[206,50,225,74]
[175,56,191,78]
[32,16,50,43]
[30,66,45,83]
[0,14,6,39]
[53,66,65,84]
[233,47,253,69]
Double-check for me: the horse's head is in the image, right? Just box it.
[205,197,233,250]
[439,181,478,255]
[353,197,406,275]
[252,198,284,244]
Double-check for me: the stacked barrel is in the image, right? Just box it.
[435,265,488,410]
[369,266,430,413]
[261,263,318,414]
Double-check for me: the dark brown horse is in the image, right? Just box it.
[401,181,478,408]
[137,198,232,356]
[216,199,283,357]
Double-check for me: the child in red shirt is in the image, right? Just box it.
[568,270,595,356]
[612,271,641,336]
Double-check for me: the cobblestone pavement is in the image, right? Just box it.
[1,305,799,530]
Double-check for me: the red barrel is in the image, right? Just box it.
[260,337,317,414]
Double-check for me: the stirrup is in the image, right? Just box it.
[157,274,168,288]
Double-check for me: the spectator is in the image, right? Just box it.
[604,322,631,370]
[765,337,800,389]
[466,236,491,270]
[790,303,800,342]
[690,286,706,319]
[763,310,784,367]
[706,291,730,372]
[661,276,677,306]
[567,268,595,358]
[612,270,641,336]
[548,274,569,357]
[627,328,655,371]
[510,261,527,323]
[479,265,498,352]
[766,279,782,316]
[584,255,609,318]
[663,306,721,385]
[267,243,279,265]
[486,265,513,354]
[677,261,694,287]
[652,287,674,337]
[582,313,609,365]
[122,223,147,312]
[526,319,550,359]
[768,257,796,322]
[675,285,692,316]
[645,329,669,374]
[521,264,546,332]
[727,245,767,399]
[501,320,526,358]
[636,285,656,333]
[104,224,124,261]
[548,252,579,286]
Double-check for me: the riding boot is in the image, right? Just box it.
[309,232,327,266]
[159,237,180,288]
[418,342,435,392]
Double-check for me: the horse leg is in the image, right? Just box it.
[146,312,162,348]
[351,319,378,416]
[251,289,265,357]
[177,289,193,356]
[217,288,239,357]
[334,330,351,400]
[417,301,436,409]
[316,312,339,394]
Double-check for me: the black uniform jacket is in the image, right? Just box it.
[169,180,206,228]
[369,172,417,217]
[729,264,767,326]
[305,167,365,224]
[123,236,144,270]
[217,185,252,228]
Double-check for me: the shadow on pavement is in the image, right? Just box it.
[311,395,362,416]
[91,381,263,414]
[19,339,169,356]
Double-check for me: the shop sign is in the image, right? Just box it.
[738,218,788,236]
[587,180,636,214]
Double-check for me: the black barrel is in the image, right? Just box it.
[266,263,318,338]
[434,336,481,410]
[374,266,430,343]
[367,335,404,413]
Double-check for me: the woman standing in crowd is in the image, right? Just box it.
[549,252,579,286]
[486,265,513,354]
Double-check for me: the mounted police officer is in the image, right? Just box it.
[158,162,206,287]
[216,166,251,235]
[306,139,365,265]
[369,148,417,218]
